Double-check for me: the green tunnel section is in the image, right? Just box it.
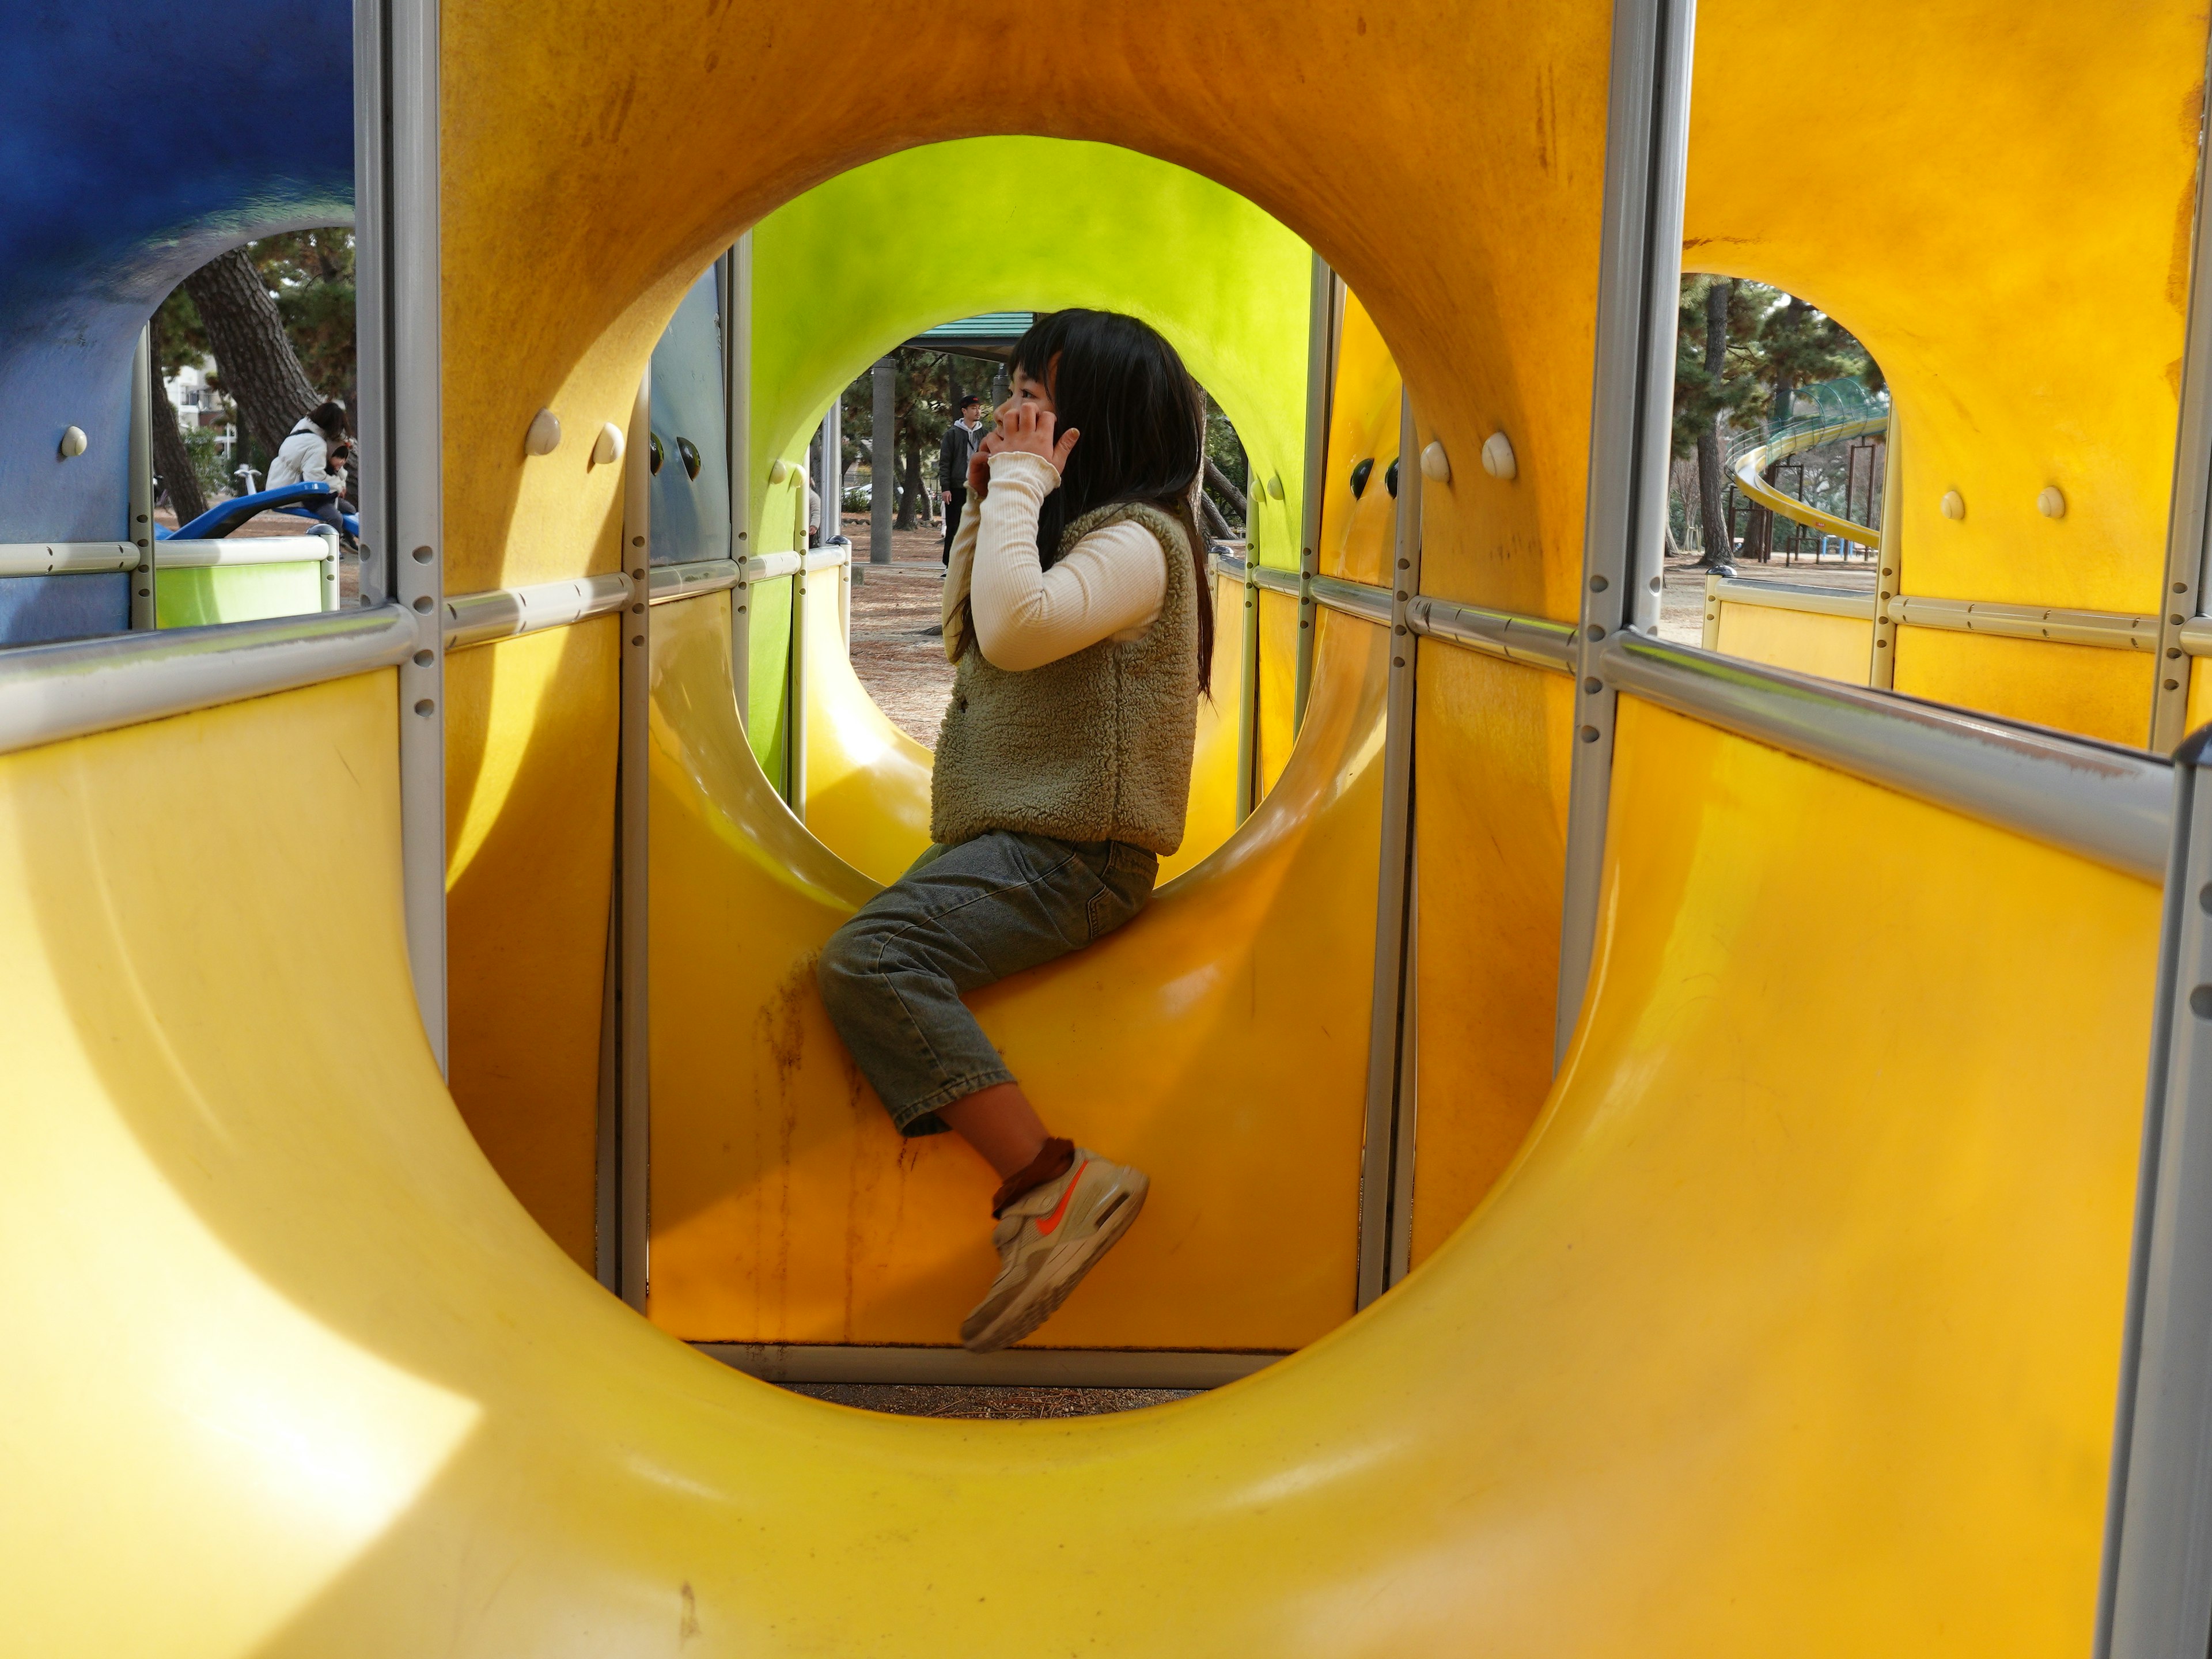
[156,563,325,628]
[720,137,1317,778]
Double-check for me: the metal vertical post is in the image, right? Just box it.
[1357,390,1425,1307]
[1552,0,1697,1067]
[1869,414,1903,689]
[2096,734,2212,1659]
[1296,255,1343,733]
[1234,551,1260,821]
[872,357,896,566]
[592,892,620,1293]
[616,369,652,1310]
[788,501,809,819]
[356,0,445,1067]
[817,404,842,548]
[2151,21,2212,752]
[128,325,156,630]
[722,238,753,728]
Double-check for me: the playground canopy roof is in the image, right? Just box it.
[900,310,1035,359]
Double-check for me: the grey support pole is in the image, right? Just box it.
[1234,557,1260,821]
[1869,410,1903,689]
[2097,733,2212,1659]
[1296,255,1343,734]
[2150,22,2212,751]
[1552,0,1697,1067]
[128,325,155,630]
[818,404,841,550]
[871,357,896,566]
[356,0,446,1068]
[1356,389,1424,1308]
[722,237,753,728]
[616,368,653,1310]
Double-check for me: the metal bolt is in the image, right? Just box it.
[412,596,433,612]
[631,634,645,646]
[2199,881,2212,914]
[414,650,433,666]
[632,568,645,580]
[2175,615,2188,626]
[1583,676,1601,693]
[414,698,435,716]
[1589,574,1608,592]
[412,546,434,563]
[2166,678,2182,691]
[631,603,644,615]
[1579,725,1600,743]
[2192,985,2212,1019]
[632,536,645,548]
[1585,624,1604,642]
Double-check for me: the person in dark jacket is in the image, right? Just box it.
[938,393,986,563]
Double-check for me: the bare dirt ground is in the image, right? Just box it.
[843,513,959,747]
[782,1383,1197,1419]
[1656,546,1877,645]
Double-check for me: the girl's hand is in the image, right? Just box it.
[967,429,1006,498]
[996,401,1079,475]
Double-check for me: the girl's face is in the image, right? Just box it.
[1001,363,1056,425]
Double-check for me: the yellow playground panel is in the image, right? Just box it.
[13,0,2212,1653]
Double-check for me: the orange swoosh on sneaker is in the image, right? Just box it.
[1034,1160,1089,1236]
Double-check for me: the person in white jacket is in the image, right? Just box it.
[264,401,351,535]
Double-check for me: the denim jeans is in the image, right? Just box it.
[816,831,1159,1135]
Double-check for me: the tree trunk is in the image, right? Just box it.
[905,420,929,525]
[893,420,919,531]
[147,309,209,524]
[1694,280,1732,565]
[1204,456,1248,518]
[1199,490,1233,541]
[184,247,323,463]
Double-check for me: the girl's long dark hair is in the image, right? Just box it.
[1008,309,1215,695]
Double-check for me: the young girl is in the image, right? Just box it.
[816,309,1215,1352]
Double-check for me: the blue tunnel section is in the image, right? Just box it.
[647,267,733,566]
[0,0,353,639]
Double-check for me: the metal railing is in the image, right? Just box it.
[1707,570,2166,655]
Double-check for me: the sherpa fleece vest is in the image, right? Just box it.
[930,501,1199,855]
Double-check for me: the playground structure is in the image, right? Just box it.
[13,1,2212,1655]
[1718,378,1889,563]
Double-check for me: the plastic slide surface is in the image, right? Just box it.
[12,0,2212,1648]
[1,646,2162,1652]
[647,575,1389,1347]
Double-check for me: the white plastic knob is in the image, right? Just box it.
[1421,440,1451,483]
[525,408,563,456]
[591,422,624,466]
[1940,489,1965,521]
[57,425,88,459]
[1480,431,1516,481]
[2037,486,2066,519]
[768,458,794,486]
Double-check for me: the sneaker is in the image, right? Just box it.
[960,1151,1149,1353]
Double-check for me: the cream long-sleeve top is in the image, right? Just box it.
[942,450,1167,669]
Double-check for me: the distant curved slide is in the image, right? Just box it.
[1730,414,1888,547]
